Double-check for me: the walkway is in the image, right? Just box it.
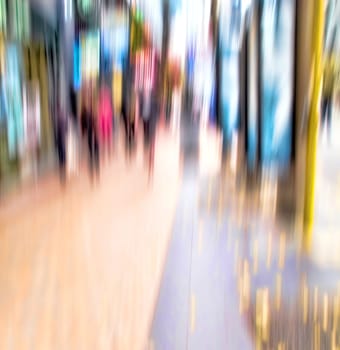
[149,115,340,349]
[1,118,340,349]
[0,130,180,350]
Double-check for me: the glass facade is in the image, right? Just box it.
[219,0,243,147]
[260,0,295,168]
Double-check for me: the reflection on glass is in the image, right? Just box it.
[220,0,244,147]
[260,0,295,168]
[73,41,81,90]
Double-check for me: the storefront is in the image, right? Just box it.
[0,40,23,185]
[225,0,297,173]
[259,0,296,170]
[0,0,58,190]
[0,0,30,187]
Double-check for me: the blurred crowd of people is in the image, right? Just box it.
[55,74,161,185]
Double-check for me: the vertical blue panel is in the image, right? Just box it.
[5,44,23,157]
[260,0,295,169]
[219,0,242,148]
[73,40,81,90]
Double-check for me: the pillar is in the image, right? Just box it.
[302,0,325,240]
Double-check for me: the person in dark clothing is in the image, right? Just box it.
[121,70,129,130]
[56,105,68,184]
[121,92,129,151]
[129,91,137,153]
[121,68,138,158]
[165,87,172,127]
[87,106,100,179]
[140,89,158,180]
[122,88,136,158]
[80,101,99,179]
[69,86,77,125]
[80,106,89,137]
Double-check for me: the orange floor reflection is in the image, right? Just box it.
[0,130,180,350]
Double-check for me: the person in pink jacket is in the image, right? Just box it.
[98,84,113,157]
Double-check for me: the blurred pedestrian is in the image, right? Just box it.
[127,89,137,157]
[69,86,78,126]
[68,86,79,176]
[121,91,128,151]
[122,84,137,156]
[80,94,89,168]
[121,71,131,156]
[80,90,99,180]
[80,87,89,138]
[165,86,172,127]
[98,83,113,158]
[87,99,100,180]
[56,104,68,184]
[141,88,158,180]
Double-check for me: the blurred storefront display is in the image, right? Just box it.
[260,0,296,169]
[0,1,58,191]
[219,0,243,150]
